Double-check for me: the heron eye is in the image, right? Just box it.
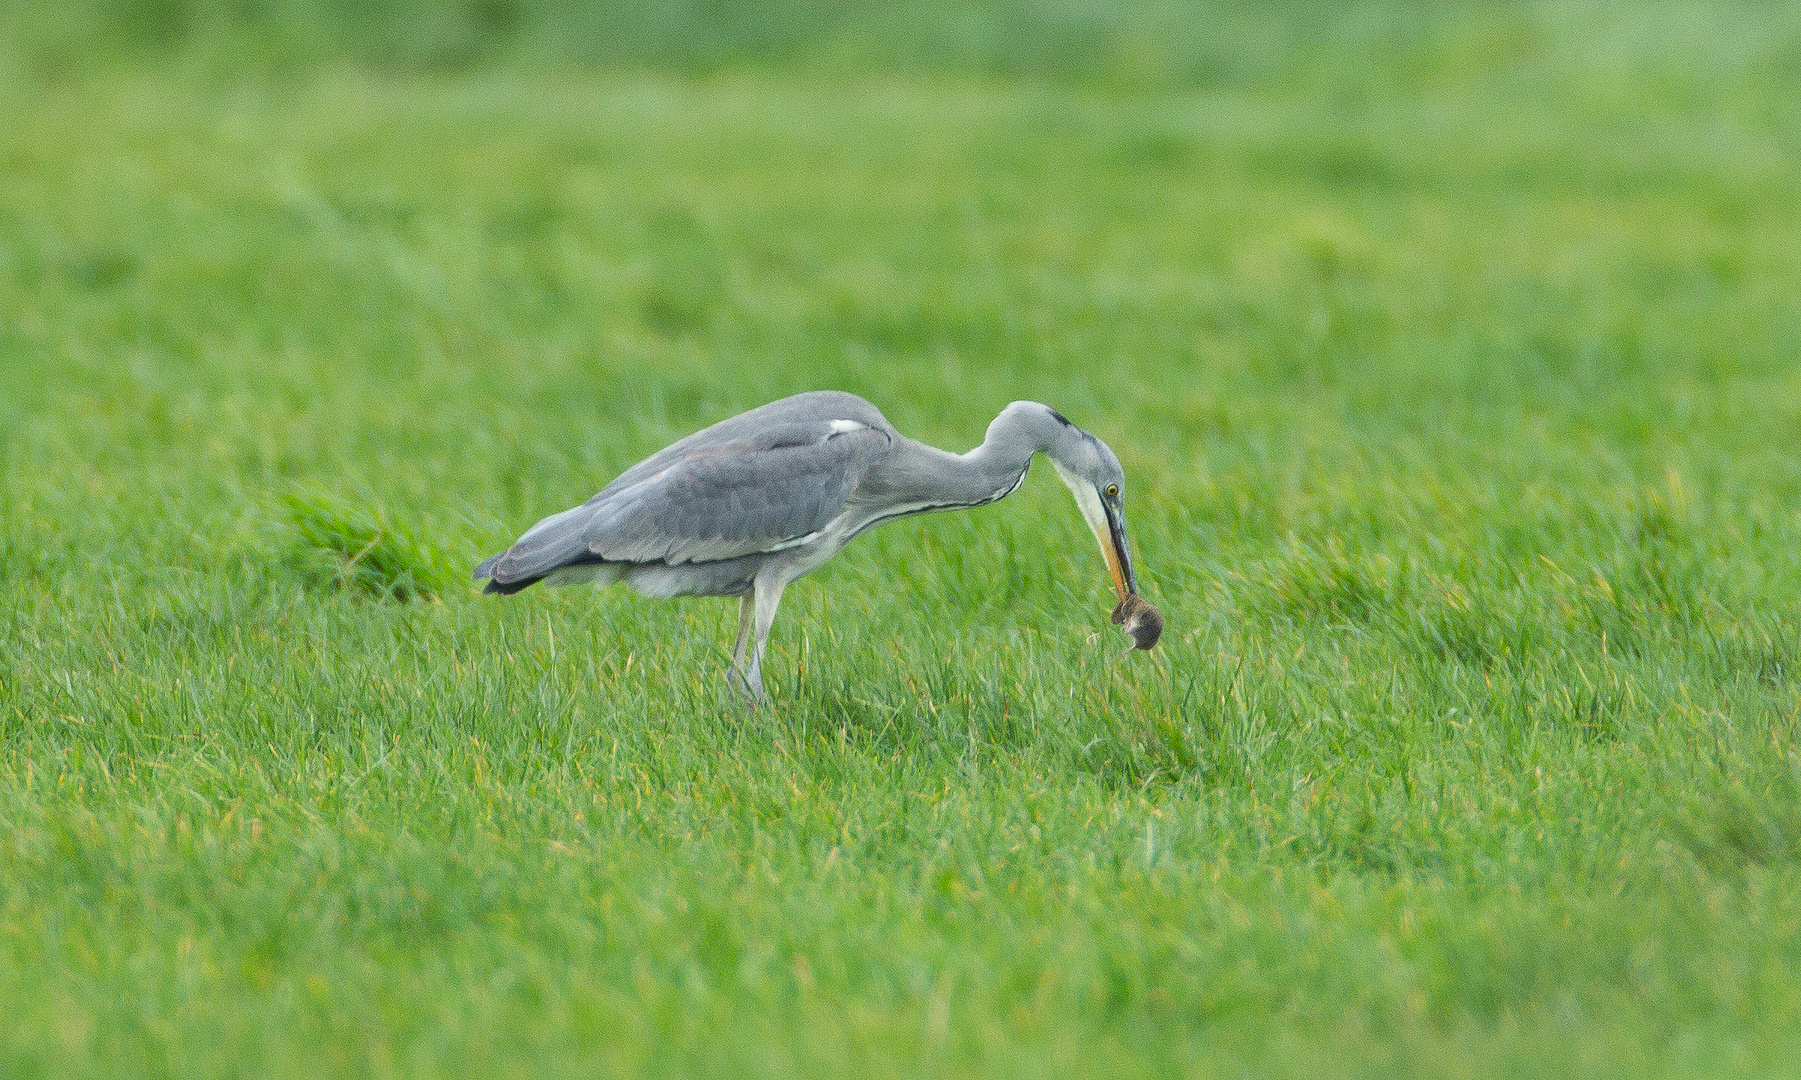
[1106,484,1119,498]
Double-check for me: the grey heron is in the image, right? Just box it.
[474,391,1161,700]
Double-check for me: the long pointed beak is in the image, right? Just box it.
[1082,496,1137,605]
[1056,467,1161,649]
[1053,462,1141,607]
[1104,501,1138,601]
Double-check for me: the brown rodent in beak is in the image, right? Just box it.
[1110,594,1164,651]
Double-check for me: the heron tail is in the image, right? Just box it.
[474,551,542,595]
[482,574,543,596]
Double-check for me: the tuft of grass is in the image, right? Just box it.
[281,489,457,601]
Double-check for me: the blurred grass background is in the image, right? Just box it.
[4,2,1801,1077]
[5,0,1798,97]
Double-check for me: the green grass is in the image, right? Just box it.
[5,3,1801,1075]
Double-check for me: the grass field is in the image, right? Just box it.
[5,3,1801,1076]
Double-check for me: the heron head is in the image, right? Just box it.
[1039,417,1161,650]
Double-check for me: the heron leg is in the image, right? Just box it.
[743,574,788,704]
[725,594,754,698]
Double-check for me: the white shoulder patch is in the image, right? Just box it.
[811,419,871,445]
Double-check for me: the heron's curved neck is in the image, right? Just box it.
[955,427,1038,483]
[891,402,1072,506]
[967,400,1081,474]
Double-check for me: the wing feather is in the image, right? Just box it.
[585,423,886,565]
[482,418,888,585]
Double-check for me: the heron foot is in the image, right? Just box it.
[724,666,768,707]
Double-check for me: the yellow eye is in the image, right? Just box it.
[1106,484,1119,498]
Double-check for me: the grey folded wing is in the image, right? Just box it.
[479,419,890,587]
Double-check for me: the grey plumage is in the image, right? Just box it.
[475,390,1150,700]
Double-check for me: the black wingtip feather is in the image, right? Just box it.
[483,575,542,596]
